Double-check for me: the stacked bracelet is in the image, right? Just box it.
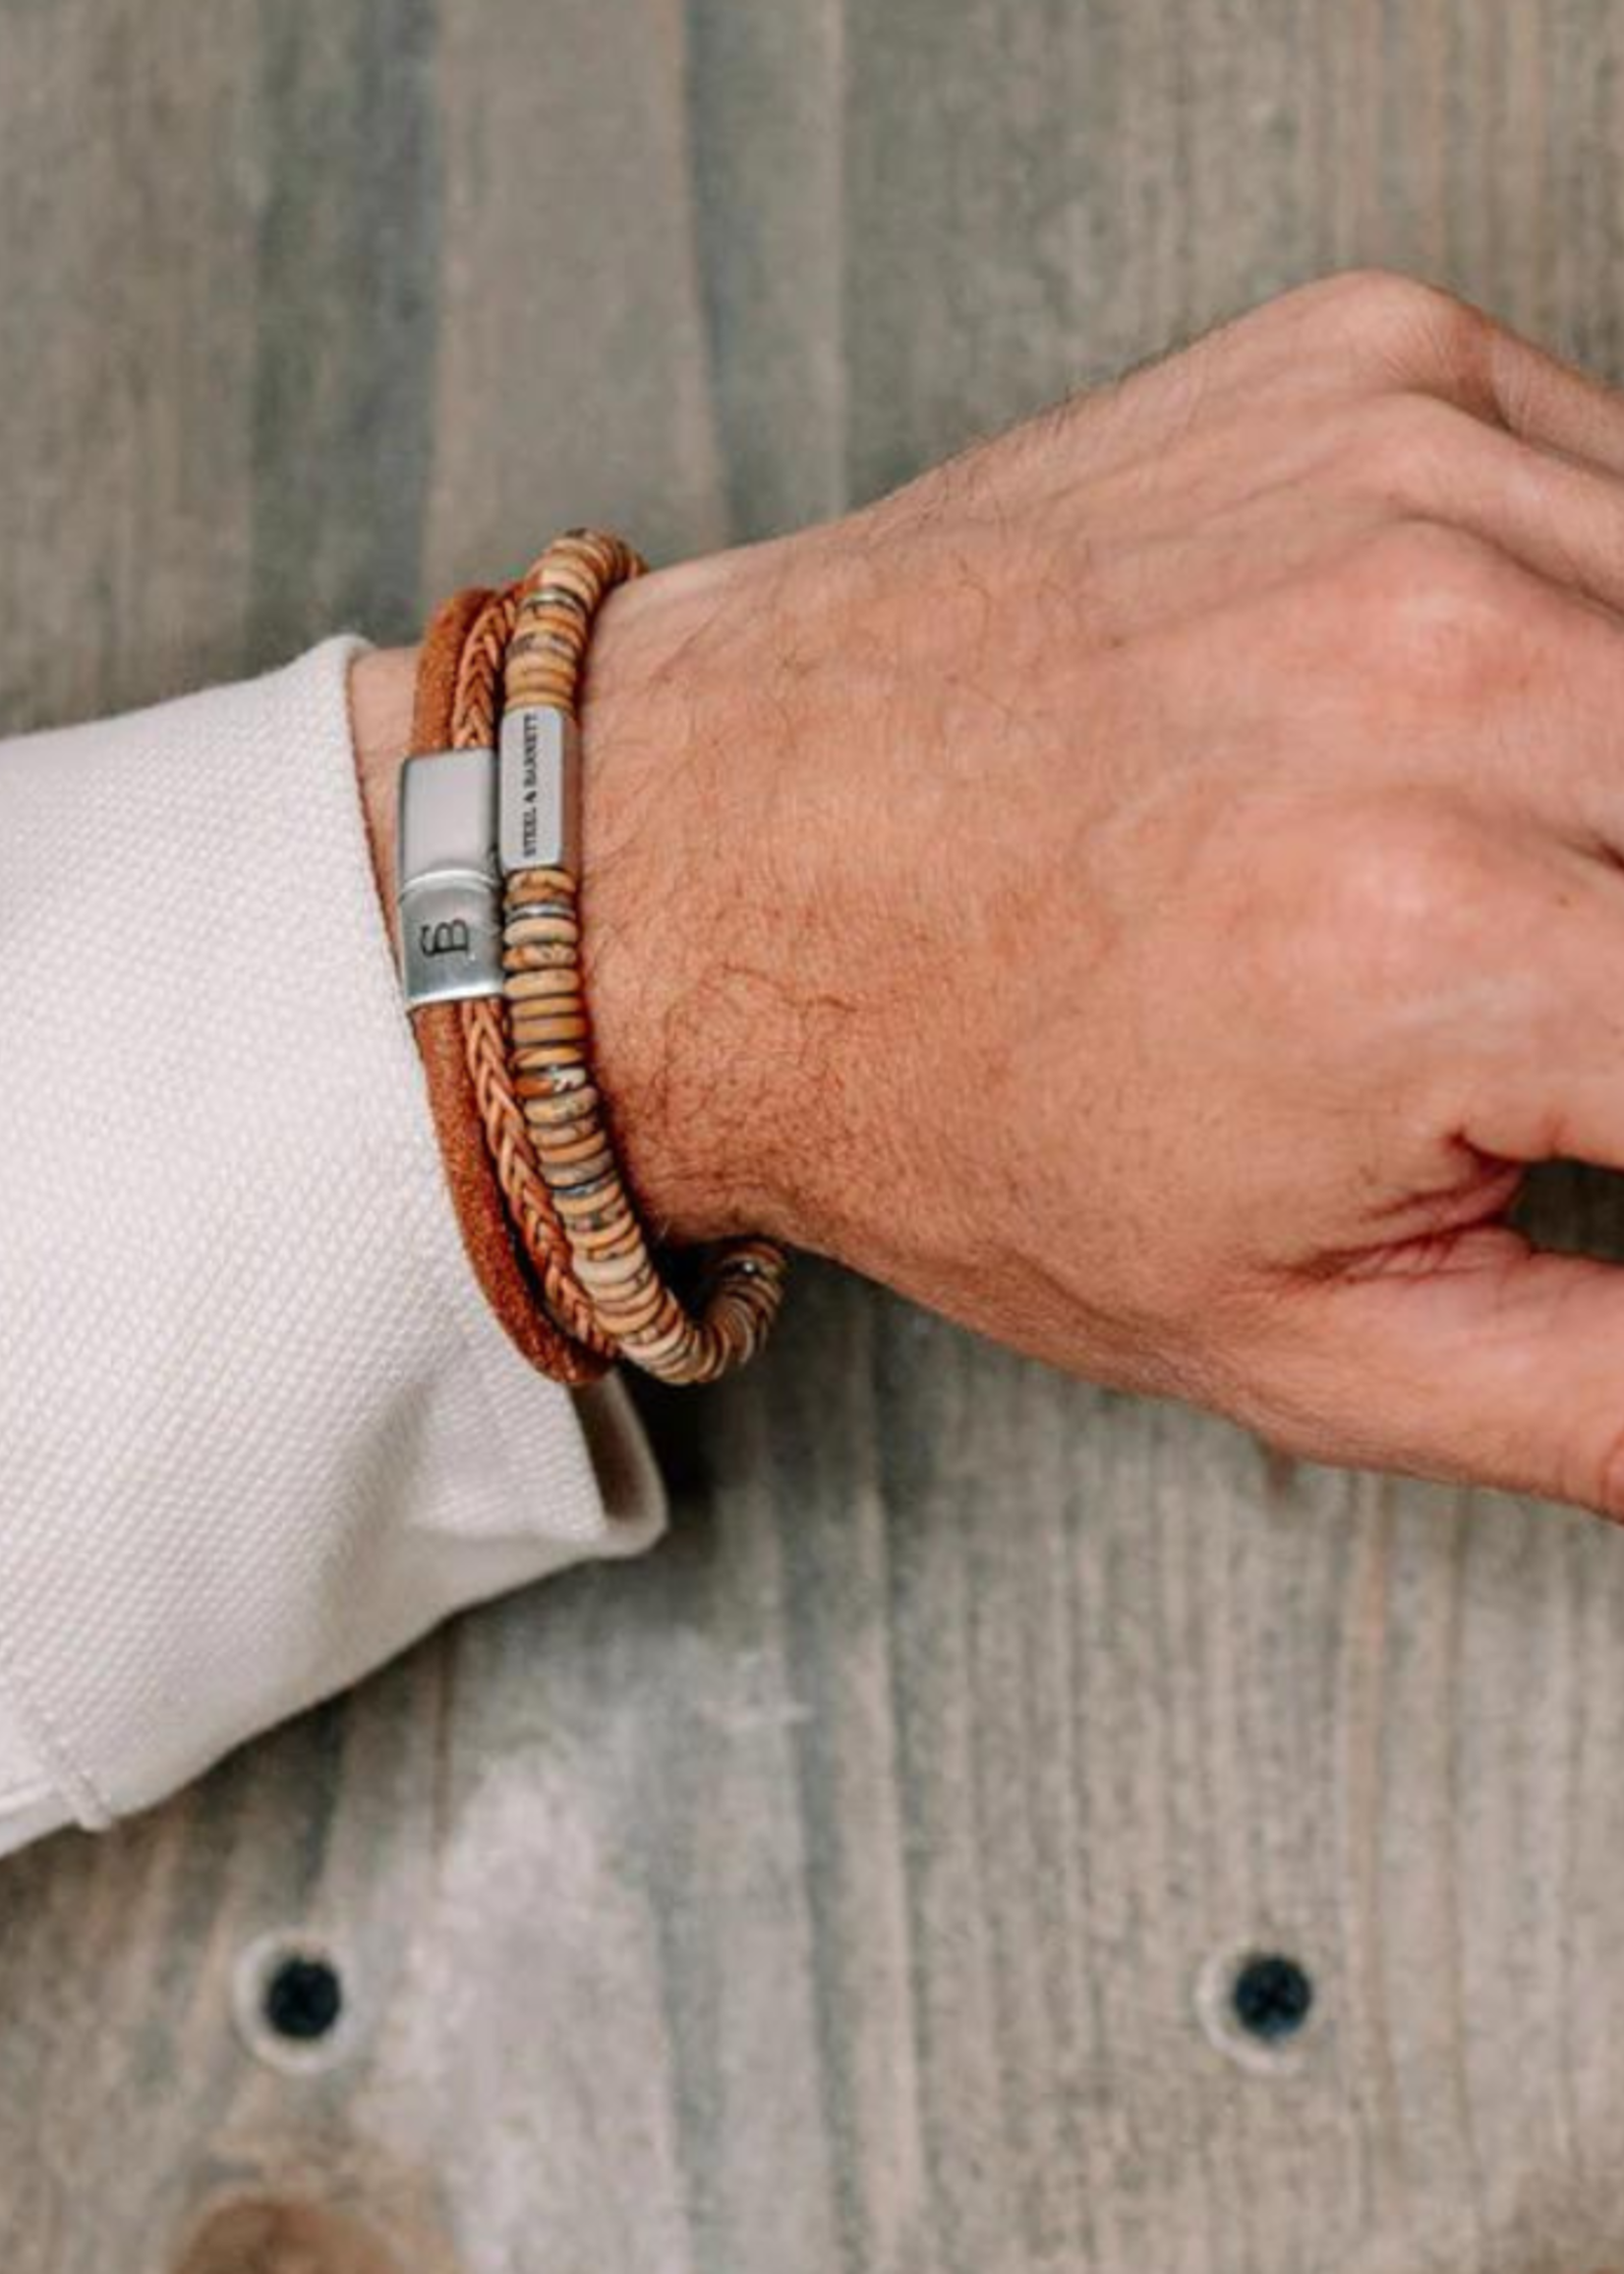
[399,585,609,1386]
[398,532,788,1386]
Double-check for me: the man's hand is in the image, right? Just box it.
[579,269,1624,1515]
[391,270,1624,1518]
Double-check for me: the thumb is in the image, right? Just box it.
[1259,1234,1624,1519]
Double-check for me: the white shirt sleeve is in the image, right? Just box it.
[0,638,665,1855]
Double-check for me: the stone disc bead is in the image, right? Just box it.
[506,969,582,1002]
[510,1014,590,1048]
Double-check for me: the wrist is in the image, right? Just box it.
[580,541,837,1254]
[347,550,839,1265]
[348,641,419,912]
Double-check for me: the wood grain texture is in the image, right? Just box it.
[6,2,1624,2269]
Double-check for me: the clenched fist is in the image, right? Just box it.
[363,269,1624,1516]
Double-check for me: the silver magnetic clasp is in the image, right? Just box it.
[396,746,505,1010]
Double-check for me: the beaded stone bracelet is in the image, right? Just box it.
[398,533,788,1386]
[495,532,787,1385]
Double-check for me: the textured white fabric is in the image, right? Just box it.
[0,641,665,1853]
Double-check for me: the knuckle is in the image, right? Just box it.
[1233,792,1489,1018]
[1345,392,1472,507]
[1338,523,1529,700]
[1314,802,1484,975]
[1315,265,1438,326]
[1305,267,1496,389]
[1361,516,1501,608]
[1271,785,1510,1022]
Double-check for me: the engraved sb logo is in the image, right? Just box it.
[420,917,473,959]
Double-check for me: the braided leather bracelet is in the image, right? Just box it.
[399,533,788,1386]
[403,585,609,1384]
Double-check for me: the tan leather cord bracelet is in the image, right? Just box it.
[399,534,788,1386]
[404,589,609,1385]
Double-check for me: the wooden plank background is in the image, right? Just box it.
[4,2,1624,2268]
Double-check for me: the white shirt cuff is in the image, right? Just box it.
[0,639,664,1853]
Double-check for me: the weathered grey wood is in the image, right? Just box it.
[8,2,1624,2269]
